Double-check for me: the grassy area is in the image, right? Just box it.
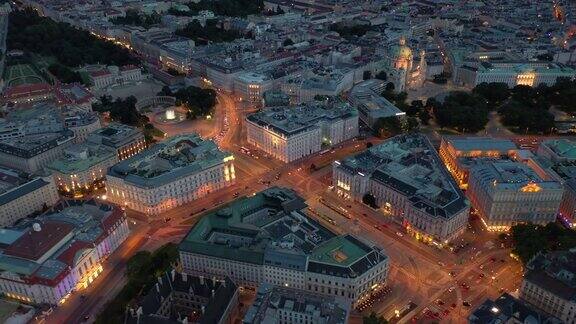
[436,128,461,135]
[4,63,44,86]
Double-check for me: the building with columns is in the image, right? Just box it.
[106,134,235,215]
[0,200,129,305]
[439,136,518,189]
[467,161,563,232]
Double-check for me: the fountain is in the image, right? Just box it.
[165,108,176,120]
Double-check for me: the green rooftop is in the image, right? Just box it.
[309,235,370,267]
[179,187,381,273]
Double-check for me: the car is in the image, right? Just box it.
[396,231,404,237]
[443,309,450,316]
[437,299,444,305]
[463,301,471,307]
[478,273,485,278]
[451,303,457,308]
[449,271,456,277]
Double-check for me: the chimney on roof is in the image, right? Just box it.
[33,223,41,232]
[182,272,187,282]
[201,305,205,315]
[171,269,176,281]
[155,282,160,292]
[211,289,215,298]
[199,275,204,285]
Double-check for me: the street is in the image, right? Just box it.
[43,90,525,324]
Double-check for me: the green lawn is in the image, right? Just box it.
[4,64,44,86]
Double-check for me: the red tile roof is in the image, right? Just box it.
[4,221,74,261]
[56,241,92,266]
[90,70,112,78]
[4,83,52,99]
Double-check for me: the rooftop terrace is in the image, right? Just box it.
[108,133,231,188]
[246,100,357,137]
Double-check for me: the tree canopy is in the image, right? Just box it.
[176,19,245,45]
[110,9,161,28]
[92,96,149,127]
[511,223,576,264]
[159,86,217,119]
[329,22,373,40]
[433,91,489,133]
[363,312,388,324]
[96,243,179,324]
[48,63,84,84]
[472,82,510,107]
[184,0,264,17]
[8,9,139,67]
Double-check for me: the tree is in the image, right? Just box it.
[385,82,395,92]
[110,9,161,29]
[375,71,387,81]
[434,92,489,133]
[373,117,402,138]
[184,0,264,18]
[92,95,149,127]
[511,223,576,264]
[48,63,83,84]
[8,9,139,67]
[363,70,372,80]
[283,38,294,47]
[329,22,372,40]
[363,312,388,324]
[362,193,378,209]
[499,100,554,134]
[404,117,419,132]
[172,86,217,119]
[176,19,245,45]
[472,82,510,107]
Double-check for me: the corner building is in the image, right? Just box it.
[333,134,470,245]
[179,187,389,306]
[106,134,235,215]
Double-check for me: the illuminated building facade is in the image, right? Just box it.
[246,101,358,162]
[535,139,576,228]
[0,166,59,227]
[455,62,576,88]
[0,130,76,174]
[0,200,129,305]
[87,123,146,161]
[47,143,118,195]
[333,134,470,244]
[106,134,235,215]
[234,72,273,107]
[439,136,518,189]
[467,161,563,231]
[179,187,388,307]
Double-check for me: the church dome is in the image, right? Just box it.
[391,37,413,60]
